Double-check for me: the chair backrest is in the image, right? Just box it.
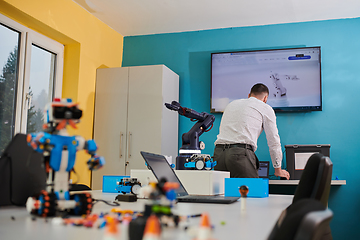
[292,153,333,207]
[294,208,333,240]
[268,199,333,240]
[0,133,46,206]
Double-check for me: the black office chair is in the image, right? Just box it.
[292,153,333,207]
[268,198,333,240]
[290,153,333,240]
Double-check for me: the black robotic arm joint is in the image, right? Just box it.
[165,101,215,151]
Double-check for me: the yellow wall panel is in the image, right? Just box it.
[0,0,123,187]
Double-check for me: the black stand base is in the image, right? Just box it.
[115,194,137,202]
[176,155,191,170]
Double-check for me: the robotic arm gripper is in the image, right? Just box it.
[165,101,215,151]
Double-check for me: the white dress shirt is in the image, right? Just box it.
[214,97,282,168]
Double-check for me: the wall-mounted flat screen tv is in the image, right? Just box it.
[211,47,322,113]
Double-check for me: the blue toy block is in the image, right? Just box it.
[102,175,130,193]
[224,178,269,198]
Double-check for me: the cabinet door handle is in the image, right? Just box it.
[128,132,132,158]
[119,132,123,158]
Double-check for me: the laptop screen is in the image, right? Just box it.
[258,161,270,178]
[140,151,188,197]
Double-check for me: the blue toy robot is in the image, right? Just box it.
[184,154,217,170]
[26,98,105,217]
[115,178,142,195]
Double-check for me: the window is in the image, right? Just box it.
[0,23,19,153]
[0,14,63,153]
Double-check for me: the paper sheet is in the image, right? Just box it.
[294,152,318,170]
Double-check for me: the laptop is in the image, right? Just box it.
[258,161,270,178]
[140,151,239,204]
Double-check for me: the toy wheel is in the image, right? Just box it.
[131,184,141,195]
[195,159,205,170]
[37,191,57,217]
[71,193,93,216]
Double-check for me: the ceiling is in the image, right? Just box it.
[73,0,360,36]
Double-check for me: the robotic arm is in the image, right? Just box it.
[270,72,299,98]
[165,101,208,120]
[165,101,215,151]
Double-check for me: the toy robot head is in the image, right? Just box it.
[44,98,83,130]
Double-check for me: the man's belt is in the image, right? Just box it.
[216,143,254,152]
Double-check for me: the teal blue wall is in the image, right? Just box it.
[123,18,360,238]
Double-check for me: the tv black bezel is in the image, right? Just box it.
[210,46,322,113]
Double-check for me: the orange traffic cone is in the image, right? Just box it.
[142,215,161,240]
[194,213,215,240]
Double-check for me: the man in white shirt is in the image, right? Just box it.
[213,83,290,179]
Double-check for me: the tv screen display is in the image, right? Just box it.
[211,47,322,112]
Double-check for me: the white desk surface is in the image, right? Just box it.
[0,191,293,240]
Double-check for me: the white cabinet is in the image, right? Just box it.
[92,65,179,190]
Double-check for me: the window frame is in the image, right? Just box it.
[0,13,64,136]
[0,13,27,136]
[21,29,64,133]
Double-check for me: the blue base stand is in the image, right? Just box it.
[224,178,269,198]
[102,175,130,193]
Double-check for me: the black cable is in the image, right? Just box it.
[92,198,120,206]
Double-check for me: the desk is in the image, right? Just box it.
[269,180,346,195]
[0,191,293,240]
[269,180,346,185]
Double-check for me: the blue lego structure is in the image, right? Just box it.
[116,178,142,195]
[25,98,105,217]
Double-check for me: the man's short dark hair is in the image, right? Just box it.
[250,83,269,96]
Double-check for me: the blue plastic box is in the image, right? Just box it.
[102,175,130,193]
[224,178,269,198]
